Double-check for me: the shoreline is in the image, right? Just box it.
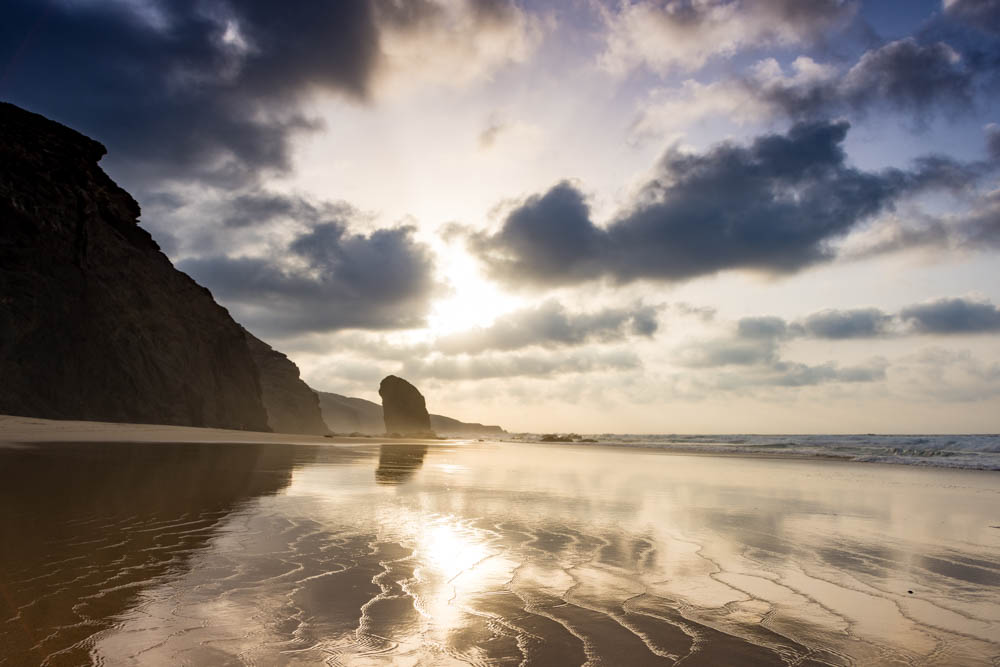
[506,437,1000,471]
[2,414,998,472]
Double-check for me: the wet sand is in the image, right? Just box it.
[1,419,999,665]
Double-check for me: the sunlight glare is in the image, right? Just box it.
[427,242,524,335]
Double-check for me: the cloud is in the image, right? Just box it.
[900,297,1000,333]
[749,39,975,122]
[944,0,1000,34]
[800,308,893,338]
[742,359,887,387]
[675,310,888,390]
[628,79,770,143]
[893,347,1000,402]
[677,337,780,368]
[839,184,1000,258]
[632,36,996,142]
[0,0,377,188]
[219,192,356,229]
[376,0,543,92]
[470,121,988,288]
[686,298,1000,355]
[400,348,641,381]
[737,316,790,340]
[988,124,1000,161]
[0,0,538,190]
[670,296,1000,392]
[599,0,857,75]
[179,217,439,337]
[435,299,660,354]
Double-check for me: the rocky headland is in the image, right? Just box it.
[0,102,500,438]
[0,102,270,430]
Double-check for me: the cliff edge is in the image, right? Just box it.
[0,102,270,430]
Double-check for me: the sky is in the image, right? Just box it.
[3,0,1000,433]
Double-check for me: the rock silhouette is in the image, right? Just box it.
[244,331,328,435]
[378,375,433,436]
[0,102,269,430]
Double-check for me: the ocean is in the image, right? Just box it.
[513,433,1000,470]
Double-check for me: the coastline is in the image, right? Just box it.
[3,414,998,472]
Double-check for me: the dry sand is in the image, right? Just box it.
[1,416,999,665]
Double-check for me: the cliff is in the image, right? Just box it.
[315,391,385,433]
[0,102,270,430]
[315,390,505,436]
[244,331,329,435]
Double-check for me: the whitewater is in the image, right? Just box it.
[517,433,1000,470]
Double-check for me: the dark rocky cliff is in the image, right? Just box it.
[0,102,270,430]
[244,331,328,435]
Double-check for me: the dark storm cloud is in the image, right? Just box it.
[900,297,1000,334]
[753,39,975,121]
[0,0,382,188]
[179,220,438,337]
[220,193,355,229]
[435,300,661,354]
[0,0,527,190]
[944,0,1000,34]
[800,308,893,339]
[471,121,988,288]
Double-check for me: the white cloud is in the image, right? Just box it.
[375,0,547,93]
[599,0,856,75]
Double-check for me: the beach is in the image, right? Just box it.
[1,417,999,665]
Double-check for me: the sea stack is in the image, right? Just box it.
[378,375,434,436]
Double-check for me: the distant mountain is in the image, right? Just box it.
[314,390,505,436]
[0,102,270,430]
[428,414,506,437]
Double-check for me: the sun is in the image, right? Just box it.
[425,241,524,336]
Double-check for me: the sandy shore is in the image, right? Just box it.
[0,414,427,446]
[1,417,999,665]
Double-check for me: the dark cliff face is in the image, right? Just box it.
[244,331,329,435]
[378,375,433,435]
[0,102,270,430]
